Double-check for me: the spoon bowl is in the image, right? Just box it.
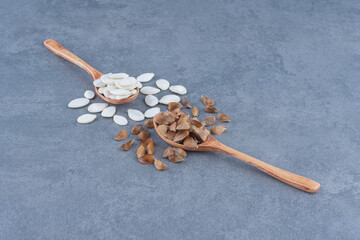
[44,39,139,104]
[153,113,320,193]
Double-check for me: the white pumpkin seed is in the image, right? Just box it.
[93,79,106,87]
[110,89,132,96]
[108,73,129,79]
[169,85,187,95]
[98,87,105,94]
[137,73,155,82]
[144,107,161,118]
[159,95,181,105]
[68,98,90,108]
[109,95,117,99]
[84,90,95,99]
[156,79,170,90]
[140,86,161,95]
[137,81,143,88]
[106,85,117,91]
[144,95,159,107]
[127,109,145,121]
[103,89,111,98]
[88,103,108,113]
[77,114,96,124]
[131,89,138,95]
[113,115,128,125]
[114,77,137,88]
[101,106,116,117]
[115,94,131,100]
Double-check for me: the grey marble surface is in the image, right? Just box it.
[1,0,360,239]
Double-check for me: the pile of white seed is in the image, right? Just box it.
[67,72,187,125]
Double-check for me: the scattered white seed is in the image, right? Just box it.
[156,79,170,90]
[169,85,187,95]
[127,109,145,121]
[144,95,159,107]
[101,106,116,117]
[159,95,181,105]
[93,79,106,87]
[113,115,128,125]
[77,114,96,124]
[88,103,108,113]
[140,86,161,95]
[144,107,161,118]
[68,98,90,108]
[137,73,155,82]
[84,90,95,99]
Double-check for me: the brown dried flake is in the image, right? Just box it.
[136,145,146,158]
[115,129,128,141]
[163,147,174,158]
[154,159,167,171]
[173,130,189,142]
[168,102,183,111]
[182,97,192,108]
[183,136,198,148]
[188,118,203,128]
[202,96,214,106]
[146,140,155,155]
[140,138,154,148]
[201,115,216,127]
[145,119,154,128]
[131,125,143,135]
[176,118,190,130]
[165,131,176,141]
[217,113,231,122]
[191,126,211,143]
[139,154,155,164]
[191,106,199,117]
[158,124,168,136]
[205,105,219,113]
[121,139,135,151]
[154,113,166,125]
[168,155,184,163]
[163,111,176,124]
[211,125,227,135]
[173,147,187,158]
[169,122,177,132]
[138,129,150,141]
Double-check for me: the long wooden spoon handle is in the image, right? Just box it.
[214,143,320,193]
[44,39,102,80]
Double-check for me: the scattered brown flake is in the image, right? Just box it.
[191,106,199,117]
[136,145,146,158]
[168,102,183,111]
[211,125,227,135]
[154,158,167,171]
[139,154,155,164]
[202,96,214,106]
[201,115,216,127]
[205,105,219,113]
[217,113,231,122]
[168,155,184,163]
[172,147,187,158]
[138,129,150,141]
[163,147,174,158]
[145,119,154,128]
[182,97,192,108]
[131,125,143,135]
[121,139,135,151]
[115,129,128,141]
[146,140,155,155]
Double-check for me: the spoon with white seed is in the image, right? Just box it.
[44,39,139,104]
[153,114,320,193]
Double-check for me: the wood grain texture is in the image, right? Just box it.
[44,39,139,104]
[154,116,320,193]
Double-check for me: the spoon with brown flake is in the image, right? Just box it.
[44,39,139,104]
[153,113,320,193]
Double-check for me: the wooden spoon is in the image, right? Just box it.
[44,39,139,104]
[153,117,320,193]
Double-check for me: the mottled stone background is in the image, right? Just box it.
[1,0,359,239]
